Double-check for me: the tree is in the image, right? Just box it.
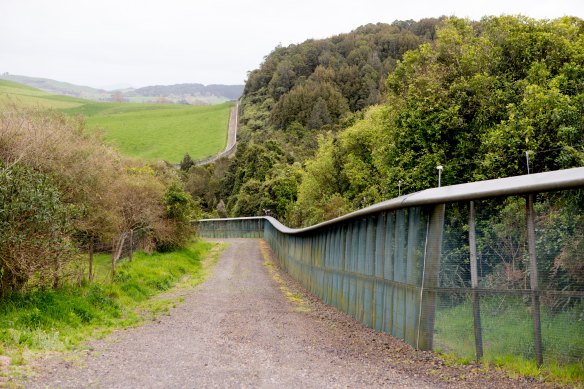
[307,97,332,129]
[0,163,75,295]
[111,91,124,102]
[180,153,195,171]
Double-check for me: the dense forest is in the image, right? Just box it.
[184,15,584,228]
[184,18,445,220]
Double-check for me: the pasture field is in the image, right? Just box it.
[0,80,232,162]
[72,102,231,162]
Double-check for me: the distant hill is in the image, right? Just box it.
[0,74,108,100]
[0,73,243,105]
[132,84,243,100]
[0,79,234,162]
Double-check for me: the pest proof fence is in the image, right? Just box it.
[196,167,584,367]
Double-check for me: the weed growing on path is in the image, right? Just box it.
[259,240,310,313]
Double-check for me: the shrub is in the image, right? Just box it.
[0,163,75,296]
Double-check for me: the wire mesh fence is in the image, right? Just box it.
[196,172,584,370]
[434,190,584,366]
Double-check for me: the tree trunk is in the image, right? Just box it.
[88,241,94,282]
[128,229,134,262]
[52,259,61,289]
[111,232,127,280]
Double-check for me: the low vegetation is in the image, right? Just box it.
[0,240,216,369]
[0,80,232,162]
[0,106,198,297]
[0,94,220,377]
[435,296,584,385]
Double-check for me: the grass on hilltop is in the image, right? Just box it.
[0,80,232,162]
[77,102,231,162]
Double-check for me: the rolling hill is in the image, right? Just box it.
[0,80,232,163]
[0,73,243,105]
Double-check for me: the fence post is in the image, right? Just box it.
[526,193,544,366]
[469,201,483,360]
[417,203,445,351]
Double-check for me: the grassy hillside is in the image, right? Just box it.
[73,103,231,162]
[0,80,231,162]
[0,79,86,109]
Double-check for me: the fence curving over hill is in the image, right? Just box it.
[196,167,584,367]
[193,101,239,166]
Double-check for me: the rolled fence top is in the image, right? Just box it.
[198,166,584,235]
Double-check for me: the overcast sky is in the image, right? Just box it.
[1,0,582,89]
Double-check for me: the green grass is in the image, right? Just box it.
[0,80,85,109]
[0,80,232,162]
[0,240,220,370]
[79,102,231,162]
[434,295,584,386]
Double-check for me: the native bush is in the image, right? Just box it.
[0,163,75,296]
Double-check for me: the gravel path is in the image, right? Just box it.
[25,239,551,388]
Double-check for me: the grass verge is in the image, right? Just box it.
[0,239,224,379]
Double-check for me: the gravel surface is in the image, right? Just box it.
[24,239,556,388]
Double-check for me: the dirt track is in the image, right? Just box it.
[25,239,549,388]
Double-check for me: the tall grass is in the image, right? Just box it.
[0,240,215,366]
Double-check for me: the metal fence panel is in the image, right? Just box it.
[195,168,584,369]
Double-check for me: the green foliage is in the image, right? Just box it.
[272,81,349,129]
[0,163,75,295]
[0,107,201,295]
[156,182,198,251]
[245,19,443,122]
[208,19,443,223]
[180,153,195,171]
[0,241,213,360]
[293,15,584,225]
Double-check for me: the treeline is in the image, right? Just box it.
[0,107,197,297]
[131,83,244,100]
[182,15,584,229]
[294,15,584,224]
[183,18,444,219]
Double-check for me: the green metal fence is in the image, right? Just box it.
[196,167,584,367]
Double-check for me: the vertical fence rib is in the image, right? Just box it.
[469,201,483,360]
[526,194,544,366]
[417,204,445,351]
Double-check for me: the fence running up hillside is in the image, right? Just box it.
[193,101,239,166]
[196,168,584,367]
